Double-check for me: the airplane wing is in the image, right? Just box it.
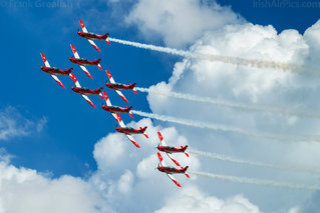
[40,53,50,67]
[102,91,112,106]
[69,73,81,88]
[117,114,126,128]
[106,70,116,84]
[50,74,65,88]
[166,153,181,167]
[79,65,93,79]
[88,39,101,52]
[110,112,121,124]
[166,152,190,178]
[167,173,182,187]
[115,90,129,103]
[125,134,140,148]
[157,152,166,167]
[157,132,168,146]
[79,20,88,33]
[70,44,80,59]
[81,94,96,108]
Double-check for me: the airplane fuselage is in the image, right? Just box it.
[116,127,145,135]
[41,66,72,75]
[69,58,100,66]
[105,83,135,91]
[72,87,101,95]
[157,166,185,174]
[102,105,130,113]
[78,32,106,40]
[157,146,186,153]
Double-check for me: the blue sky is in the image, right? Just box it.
[1,1,320,212]
[0,0,178,177]
[1,0,319,179]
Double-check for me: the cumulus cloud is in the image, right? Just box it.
[126,0,243,47]
[89,118,204,213]
[0,161,112,213]
[155,186,261,213]
[124,1,320,211]
[5,0,320,212]
[0,106,47,141]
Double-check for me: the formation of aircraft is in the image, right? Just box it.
[69,44,102,79]
[157,132,189,167]
[40,19,190,188]
[156,132,190,187]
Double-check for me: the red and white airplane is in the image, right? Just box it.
[40,53,73,88]
[105,70,137,103]
[69,73,104,108]
[157,152,189,187]
[157,132,189,168]
[77,20,110,52]
[69,44,102,79]
[101,91,134,118]
[115,119,148,148]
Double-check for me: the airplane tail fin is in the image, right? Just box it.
[102,33,109,39]
[95,59,102,70]
[98,88,104,100]
[66,67,73,74]
[131,83,138,94]
[182,166,189,173]
[103,33,111,45]
[126,106,134,118]
[140,126,148,138]
[181,145,189,157]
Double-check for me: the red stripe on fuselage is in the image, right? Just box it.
[72,87,100,95]
[69,58,99,66]
[105,83,134,90]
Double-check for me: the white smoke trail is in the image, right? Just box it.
[189,150,320,176]
[136,87,320,119]
[190,171,320,191]
[108,37,308,72]
[131,110,320,143]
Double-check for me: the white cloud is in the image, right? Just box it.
[0,161,112,213]
[128,3,320,212]
[0,106,47,141]
[126,0,242,47]
[4,1,320,212]
[117,170,134,194]
[155,186,261,213]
